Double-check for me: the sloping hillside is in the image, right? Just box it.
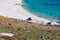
[0,16,60,40]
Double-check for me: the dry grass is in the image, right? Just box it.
[0,16,60,40]
[0,16,59,30]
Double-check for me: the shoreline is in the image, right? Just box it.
[17,0,59,25]
[0,0,59,25]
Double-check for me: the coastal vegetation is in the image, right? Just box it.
[0,16,60,40]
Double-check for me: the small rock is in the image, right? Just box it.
[22,38,27,40]
[58,34,60,36]
[48,30,52,33]
[40,35,43,38]
[17,28,21,30]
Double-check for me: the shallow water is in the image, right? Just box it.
[22,0,60,22]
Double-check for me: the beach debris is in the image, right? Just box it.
[0,33,14,37]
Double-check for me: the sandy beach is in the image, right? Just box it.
[0,0,59,25]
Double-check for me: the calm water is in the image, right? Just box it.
[22,0,60,22]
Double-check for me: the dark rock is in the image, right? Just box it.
[51,38,53,40]
[52,33,55,35]
[40,35,46,40]
[40,35,43,38]
[57,15,60,20]
[48,30,52,33]
[22,5,24,7]
[7,26,11,28]
[47,36,51,39]
[7,23,12,26]
[54,25,60,27]
[0,21,2,24]
[25,26,28,29]
[57,18,60,20]
[7,25,12,28]
[27,17,32,21]
[17,28,21,30]
[15,3,21,5]
[57,21,60,23]
[22,38,27,40]
[47,22,51,26]
[6,23,12,28]
[58,34,60,36]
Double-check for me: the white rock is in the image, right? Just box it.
[0,33,14,37]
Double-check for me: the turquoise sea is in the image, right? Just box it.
[22,0,60,22]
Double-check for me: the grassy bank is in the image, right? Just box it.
[0,16,60,40]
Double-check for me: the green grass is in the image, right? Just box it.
[0,24,60,40]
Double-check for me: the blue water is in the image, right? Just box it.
[22,0,60,22]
